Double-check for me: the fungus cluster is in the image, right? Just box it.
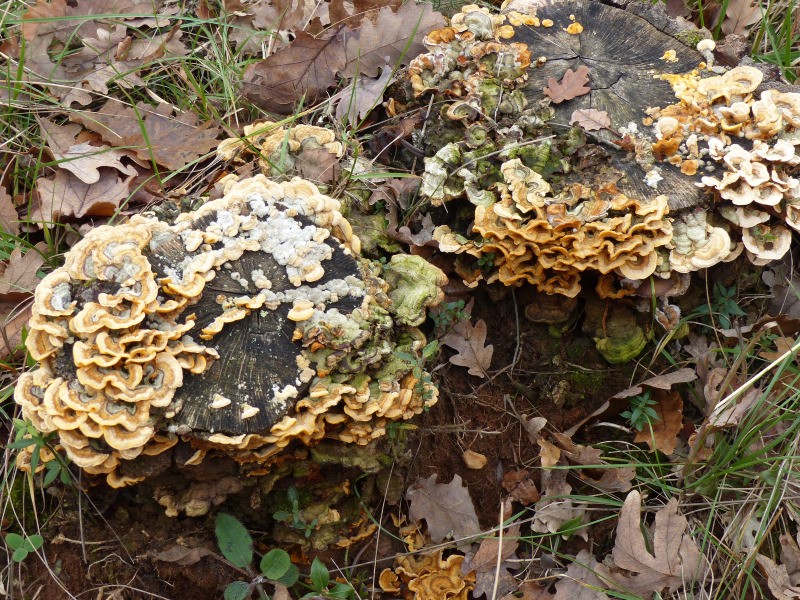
[407,5,686,298]
[406,4,531,115]
[217,120,344,181]
[433,159,673,297]
[15,176,445,487]
[649,65,800,266]
[379,550,475,599]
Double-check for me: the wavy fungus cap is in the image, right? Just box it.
[15,176,445,487]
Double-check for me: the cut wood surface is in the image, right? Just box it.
[513,0,704,210]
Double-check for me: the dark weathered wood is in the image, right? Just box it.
[512,0,705,210]
[146,208,363,435]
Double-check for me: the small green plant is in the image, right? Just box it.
[5,532,44,562]
[215,512,300,600]
[273,487,318,539]
[620,390,660,432]
[694,282,747,329]
[295,558,359,599]
[430,300,468,332]
[393,339,438,402]
[8,418,73,486]
[215,513,359,600]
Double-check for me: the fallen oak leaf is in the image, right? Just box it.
[441,315,493,377]
[569,108,611,131]
[502,470,540,505]
[0,185,19,235]
[34,169,133,225]
[294,146,341,184]
[339,2,445,79]
[331,66,394,126]
[406,473,481,545]
[70,100,221,171]
[242,29,348,114]
[613,367,697,399]
[633,390,683,454]
[39,118,138,184]
[612,490,707,596]
[243,3,444,113]
[0,245,45,300]
[0,301,32,359]
[544,66,590,104]
[466,524,520,574]
[554,549,615,600]
[718,0,762,35]
[151,544,214,566]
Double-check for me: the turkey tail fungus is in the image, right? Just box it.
[15,176,446,502]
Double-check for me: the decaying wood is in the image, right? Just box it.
[512,0,704,210]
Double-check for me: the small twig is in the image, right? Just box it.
[490,502,505,600]
[77,472,88,564]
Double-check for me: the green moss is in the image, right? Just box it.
[568,370,605,393]
[675,29,705,50]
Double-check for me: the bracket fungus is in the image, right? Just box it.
[217,120,344,184]
[402,0,800,316]
[15,176,446,488]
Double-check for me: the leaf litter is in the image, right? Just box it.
[6,0,800,598]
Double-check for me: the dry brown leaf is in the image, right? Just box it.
[464,527,520,599]
[781,534,800,586]
[551,432,602,465]
[544,66,590,104]
[369,175,420,209]
[441,308,493,377]
[0,186,19,236]
[532,468,580,534]
[40,118,138,184]
[467,524,520,574]
[34,169,133,224]
[569,108,611,131]
[508,582,556,599]
[538,439,561,468]
[332,67,394,125]
[71,100,221,171]
[0,301,31,358]
[242,29,348,113]
[406,474,481,544]
[294,147,340,184]
[390,213,438,249]
[554,550,614,600]
[502,470,540,505]
[582,466,636,493]
[18,1,170,105]
[547,432,633,492]
[339,2,445,79]
[719,0,762,35]
[755,554,800,600]
[242,3,443,113]
[613,368,697,399]
[522,416,548,444]
[0,246,45,300]
[151,544,214,566]
[633,390,683,454]
[612,491,706,596]
[462,449,488,470]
